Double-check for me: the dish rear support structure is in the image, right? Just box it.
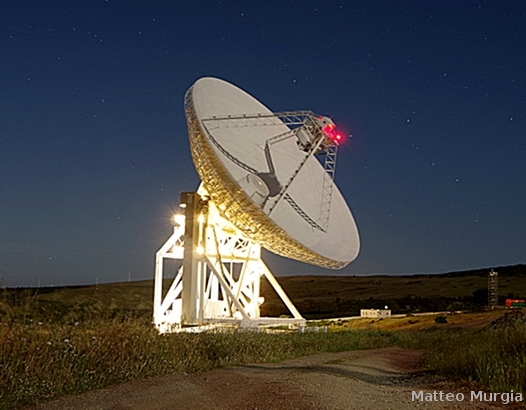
[153,191,305,333]
[199,111,339,232]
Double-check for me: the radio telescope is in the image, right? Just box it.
[153,77,360,332]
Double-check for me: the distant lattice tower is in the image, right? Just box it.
[488,269,498,309]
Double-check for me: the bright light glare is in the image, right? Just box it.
[174,214,185,226]
[197,214,205,224]
[196,245,204,255]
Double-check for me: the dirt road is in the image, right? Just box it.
[22,348,511,410]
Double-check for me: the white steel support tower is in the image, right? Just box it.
[153,191,305,333]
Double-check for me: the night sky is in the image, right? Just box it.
[1,1,525,287]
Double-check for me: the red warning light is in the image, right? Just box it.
[317,117,343,144]
[323,123,335,134]
[324,129,343,144]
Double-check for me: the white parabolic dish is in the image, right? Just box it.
[185,77,360,269]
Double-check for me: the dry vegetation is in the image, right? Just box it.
[0,318,398,410]
[261,264,526,318]
[321,309,506,331]
[1,265,525,409]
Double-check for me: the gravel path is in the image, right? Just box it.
[21,347,515,410]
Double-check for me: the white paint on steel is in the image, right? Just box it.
[191,77,360,265]
[153,197,306,333]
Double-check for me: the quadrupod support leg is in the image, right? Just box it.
[153,193,305,333]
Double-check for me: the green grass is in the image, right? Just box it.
[4,264,526,321]
[0,319,396,410]
[420,326,526,392]
[1,312,525,409]
[2,271,526,409]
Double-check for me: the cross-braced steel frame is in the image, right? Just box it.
[153,195,305,333]
[488,269,498,310]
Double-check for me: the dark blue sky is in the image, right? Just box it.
[1,1,525,287]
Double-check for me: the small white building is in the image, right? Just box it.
[360,308,391,319]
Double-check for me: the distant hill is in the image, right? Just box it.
[421,263,526,278]
[1,264,524,321]
[259,264,526,318]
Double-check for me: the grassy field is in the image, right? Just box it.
[317,309,507,331]
[0,319,404,409]
[3,263,525,321]
[260,264,526,317]
[1,309,526,409]
[1,265,525,409]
